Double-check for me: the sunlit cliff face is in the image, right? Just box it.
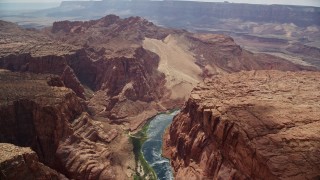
[0,0,319,179]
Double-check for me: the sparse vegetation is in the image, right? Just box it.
[130,123,157,180]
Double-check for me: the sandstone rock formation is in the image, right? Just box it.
[0,70,135,179]
[0,15,318,179]
[0,20,85,99]
[56,112,134,179]
[0,143,66,180]
[187,34,316,74]
[1,15,315,130]
[0,70,85,167]
[5,1,320,69]
[143,33,315,103]
[163,70,320,179]
[0,17,176,130]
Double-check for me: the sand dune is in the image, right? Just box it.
[143,34,202,100]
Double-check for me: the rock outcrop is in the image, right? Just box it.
[0,20,85,99]
[1,16,315,130]
[187,34,316,76]
[56,112,134,179]
[0,70,86,167]
[143,33,315,106]
[0,17,176,129]
[0,70,135,179]
[0,15,319,179]
[0,143,66,180]
[163,70,320,179]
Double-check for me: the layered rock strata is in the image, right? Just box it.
[163,70,320,179]
[0,143,66,180]
[0,20,85,99]
[1,16,315,130]
[0,70,85,167]
[187,34,316,75]
[0,15,319,179]
[56,112,134,179]
[0,70,135,179]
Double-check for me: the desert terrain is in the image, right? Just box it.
[0,1,319,179]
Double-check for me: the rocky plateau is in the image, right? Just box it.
[1,15,313,131]
[0,14,319,179]
[163,70,320,179]
[0,143,66,180]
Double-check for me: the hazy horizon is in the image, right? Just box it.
[0,0,319,7]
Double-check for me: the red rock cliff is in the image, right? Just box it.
[1,16,319,179]
[163,70,320,179]
[0,143,66,180]
[0,70,134,179]
[0,20,86,99]
[0,70,86,169]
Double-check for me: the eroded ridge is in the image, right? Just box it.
[163,70,320,179]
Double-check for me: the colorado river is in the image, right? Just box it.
[142,110,179,180]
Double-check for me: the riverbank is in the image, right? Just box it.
[129,110,179,180]
[130,122,157,180]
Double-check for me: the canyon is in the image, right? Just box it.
[0,70,134,179]
[0,10,319,180]
[1,1,319,69]
[1,15,313,132]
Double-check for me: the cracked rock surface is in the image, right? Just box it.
[0,70,133,179]
[163,70,320,180]
[0,143,66,180]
